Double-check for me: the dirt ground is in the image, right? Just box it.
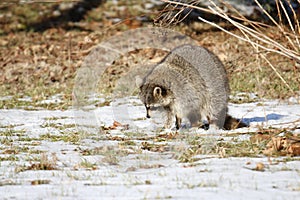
[0,0,299,107]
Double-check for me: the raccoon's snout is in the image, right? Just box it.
[145,105,151,118]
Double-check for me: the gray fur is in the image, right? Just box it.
[138,44,229,129]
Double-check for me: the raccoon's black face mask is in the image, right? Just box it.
[143,85,159,118]
[139,83,171,118]
[138,84,154,118]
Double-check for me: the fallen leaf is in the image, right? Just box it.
[103,121,129,130]
[31,180,50,185]
[255,162,265,171]
[263,135,300,156]
[113,120,122,127]
[244,162,266,172]
[250,133,271,143]
[287,143,300,156]
[263,137,285,155]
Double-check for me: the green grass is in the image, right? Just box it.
[182,181,218,189]
[40,122,76,130]
[39,131,82,144]
[0,155,19,161]
[228,55,299,100]
[79,159,97,170]
[0,129,25,137]
[43,116,69,121]
[0,90,72,110]
[216,139,265,157]
[178,136,268,163]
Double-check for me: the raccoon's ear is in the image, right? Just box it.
[135,76,143,88]
[153,86,162,97]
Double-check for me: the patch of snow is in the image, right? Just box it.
[0,96,13,101]
[0,96,299,199]
[18,96,32,102]
[38,94,63,104]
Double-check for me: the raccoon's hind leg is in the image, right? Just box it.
[206,116,220,130]
[175,115,182,130]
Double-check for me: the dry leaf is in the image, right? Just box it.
[103,121,129,130]
[244,162,266,171]
[263,135,300,156]
[287,143,300,156]
[250,133,271,143]
[263,137,284,155]
[255,162,265,171]
[31,180,50,185]
[113,120,122,127]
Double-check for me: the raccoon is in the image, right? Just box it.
[137,44,246,130]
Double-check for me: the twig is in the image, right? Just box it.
[207,0,300,61]
[253,0,296,50]
[275,0,283,24]
[278,0,298,51]
[160,0,214,15]
[286,0,300,47]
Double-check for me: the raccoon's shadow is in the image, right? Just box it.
[242,113,285,125]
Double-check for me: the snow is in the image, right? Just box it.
[0,96,300,199]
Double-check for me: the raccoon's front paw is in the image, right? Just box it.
[160,128,178,134]
[180,124,188,129]
[207,124,221,133]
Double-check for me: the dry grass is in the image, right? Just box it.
[158,0,300,98]
[0,0,299,108]
[15,153,58,173]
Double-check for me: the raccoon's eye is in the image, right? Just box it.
[146,96,152,103]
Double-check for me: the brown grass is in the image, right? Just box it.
[0,0,299,107]
[157,0,300,99]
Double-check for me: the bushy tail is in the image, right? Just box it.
[223,114,248,130]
